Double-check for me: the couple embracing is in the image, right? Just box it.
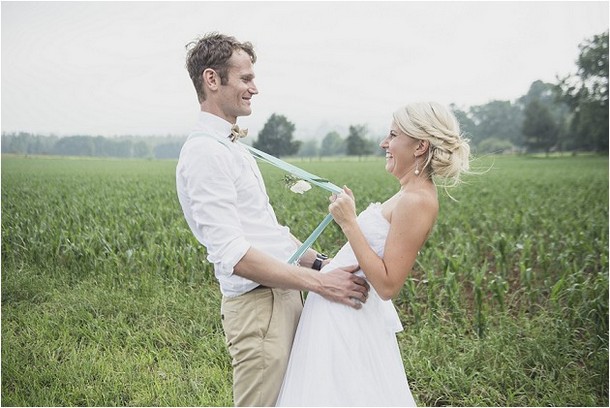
[176,33,470,407]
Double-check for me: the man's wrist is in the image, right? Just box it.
[312,253,328,271]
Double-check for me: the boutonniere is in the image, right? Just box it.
[284,174,312,194]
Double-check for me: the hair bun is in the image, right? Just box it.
[393,102,471,187]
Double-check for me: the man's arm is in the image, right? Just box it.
[288,235,320,269]
[179,139,367,308]
[234,247,368,309]
[289,235,332,271]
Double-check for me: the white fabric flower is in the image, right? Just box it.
[290,180,312,194]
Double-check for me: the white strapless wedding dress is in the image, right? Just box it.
[276,203,416,407]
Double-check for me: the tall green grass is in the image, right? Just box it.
[2,154,608,406]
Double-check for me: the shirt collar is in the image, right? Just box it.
[193,111,233,141]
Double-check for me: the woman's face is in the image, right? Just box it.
[379,121,420,179]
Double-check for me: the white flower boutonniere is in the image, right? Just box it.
[290,180,312,194]
[284,175,312,194]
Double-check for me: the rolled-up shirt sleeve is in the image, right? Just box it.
[177,139,251,277]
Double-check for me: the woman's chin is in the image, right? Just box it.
[384,161,394,174]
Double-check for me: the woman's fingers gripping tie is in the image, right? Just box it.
[342,185,354,201]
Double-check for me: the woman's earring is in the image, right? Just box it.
[414,161,420,175]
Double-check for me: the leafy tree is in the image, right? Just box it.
[477,137,515,154]
[1,132,57,155]
[1,132,188,159]
[368,137,384,156]
[2,132,30,154]
[450,105,478,145]
[520,80,559,107]
[518,80,570,151]
[297,139,319,158]
[154,142,182,159]
[346,125,372,157]
[522,99,558,153]
[320,131,345,156]
[53,136,95,156]
[91,136,134,158]
[254,113,301,158]
[557,31,609,151]
[133,141,152,158]
[470,100,524,147]
[112,140,134,158]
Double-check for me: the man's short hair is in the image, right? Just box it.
[185,32,257,103]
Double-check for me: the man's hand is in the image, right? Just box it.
[318,264,369,309]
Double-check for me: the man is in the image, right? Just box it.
[176,32,369,407]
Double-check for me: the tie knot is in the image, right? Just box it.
[230,124,248,142]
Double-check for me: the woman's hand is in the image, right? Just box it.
[329,186,357,229]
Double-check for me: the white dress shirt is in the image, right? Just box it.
[176,111,297,297]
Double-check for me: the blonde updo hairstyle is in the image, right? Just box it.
[393,102,471,187]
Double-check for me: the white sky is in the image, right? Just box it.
[1,1,608,140]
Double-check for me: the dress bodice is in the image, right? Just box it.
[321,202,403,333]
[322,202,389,278]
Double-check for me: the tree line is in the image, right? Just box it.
[455,30,607,154]
[2,31,607,159]
[0,133,185,160]
[290,30,608,158]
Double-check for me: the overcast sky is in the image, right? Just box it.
[2,1,608,140]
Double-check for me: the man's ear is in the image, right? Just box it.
[202,68,219,91]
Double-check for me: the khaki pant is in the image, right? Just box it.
[221,287,303,407]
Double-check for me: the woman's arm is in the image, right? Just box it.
[330,186,437,300]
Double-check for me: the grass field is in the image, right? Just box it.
[2,154,608,406]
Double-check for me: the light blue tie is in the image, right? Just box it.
[189,131,341,264]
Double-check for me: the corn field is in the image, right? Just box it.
[2,154,608,406]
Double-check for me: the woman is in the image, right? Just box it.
[276,102,471,407]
